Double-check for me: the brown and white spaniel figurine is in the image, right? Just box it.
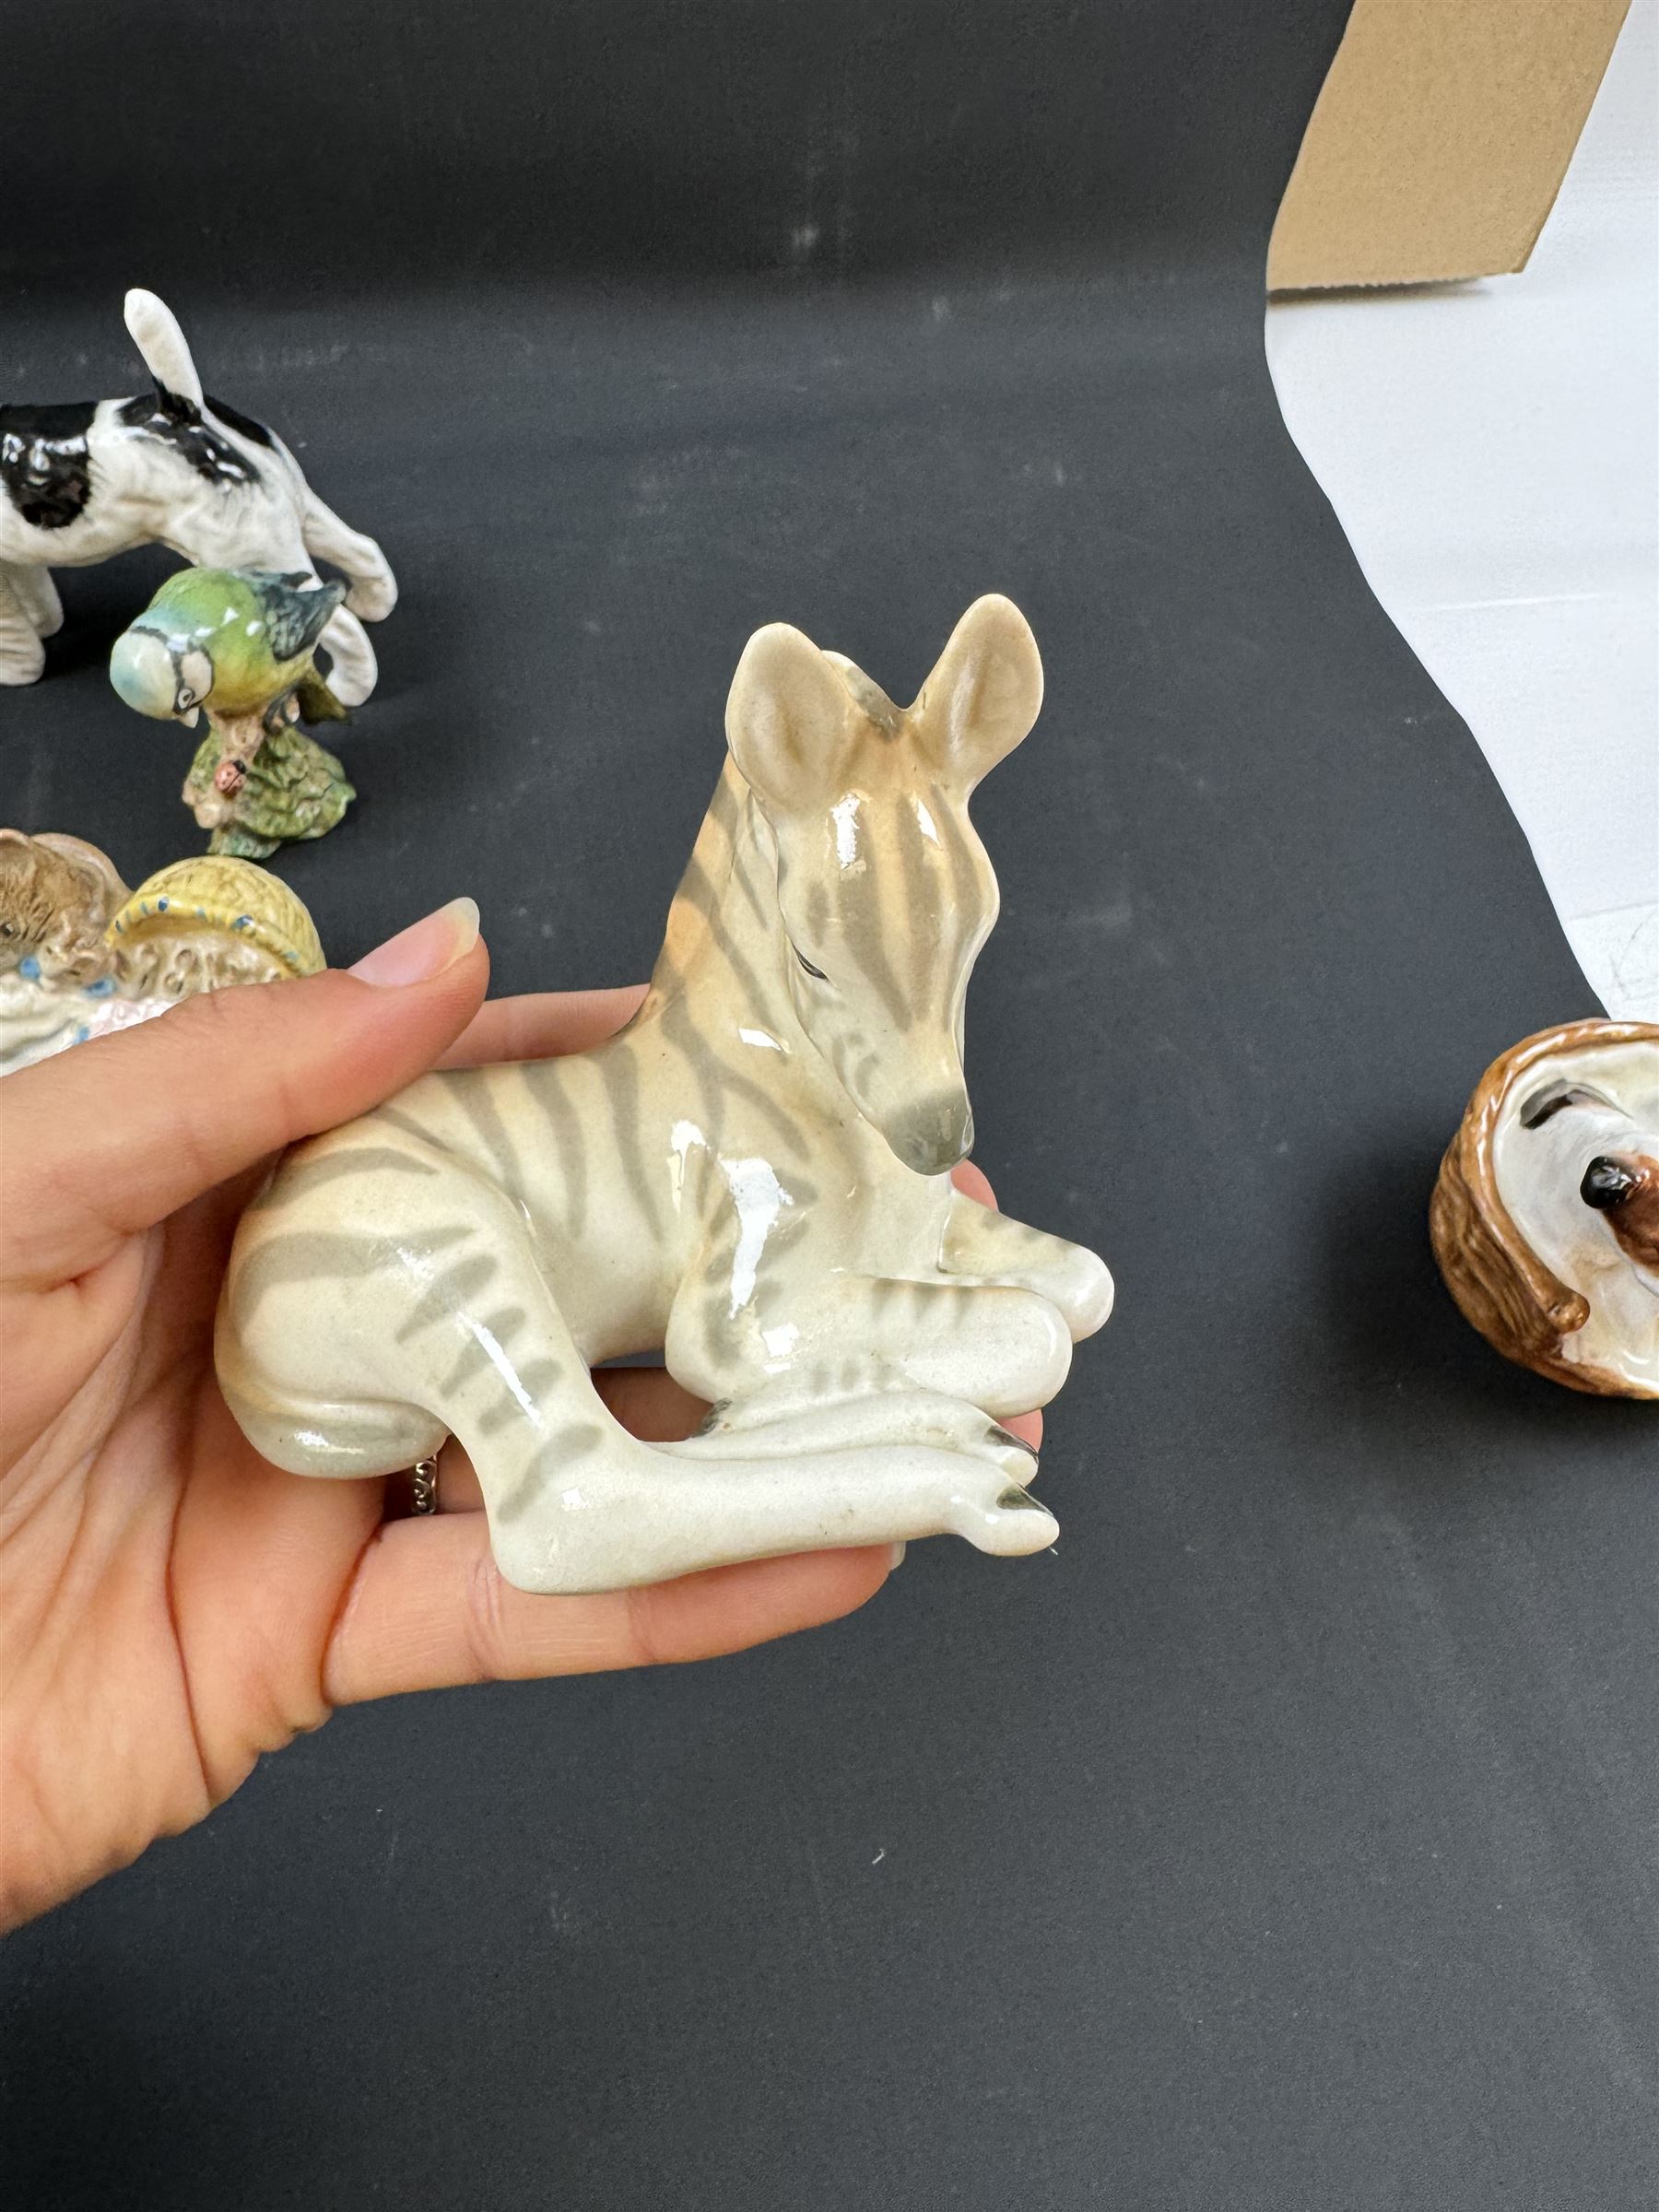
[1431,1018,1659,1398]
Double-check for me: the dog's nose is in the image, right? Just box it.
[1582,1155,1639,1210]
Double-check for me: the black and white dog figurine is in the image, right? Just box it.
[0,290,395,704]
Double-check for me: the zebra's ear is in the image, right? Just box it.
[725,622,858,818]
[912,595,1043,788]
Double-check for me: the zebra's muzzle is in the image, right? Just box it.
[886,1092,975,1179]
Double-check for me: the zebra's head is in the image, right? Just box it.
[725,595,1043,1178]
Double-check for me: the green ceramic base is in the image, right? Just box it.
[187,724,356,854]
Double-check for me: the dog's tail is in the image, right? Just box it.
[124,288,205,413]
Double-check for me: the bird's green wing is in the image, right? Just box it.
[246,571,347,665]
[147,565,236,628]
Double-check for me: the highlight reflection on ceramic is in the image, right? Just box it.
[218,596,1114,1591]
[1431,1018,1659,1398]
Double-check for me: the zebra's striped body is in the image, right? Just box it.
[218,597,1113,1590]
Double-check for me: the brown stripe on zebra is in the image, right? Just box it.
[438,1306,526,1394]
[835,816,912,1030]
[665,794,740,938]
[251,1144,439,1211]
[376,1101,457,1153]
[677,835,794,1018]
[596,1042,664,1239]
[677,851,790,1020]
[445,1069,527,1187]
[494,1422,607,1521]
[229,1221,473,1319]
[657,987,809,1160]
[392,1252,500,1346]
[520,1061,591,1242]
[727,809,775,937]
[804,879,831,950]
[473,1359,566,1436]
[708,766,744,838]
[674,850,723,925]
[708,902,800,1030]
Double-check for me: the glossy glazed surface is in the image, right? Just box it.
[218,597,1114,1590]
[1431,1018,1659,1397]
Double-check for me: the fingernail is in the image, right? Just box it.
[888,1541,907,1571]
[349,898,480,986]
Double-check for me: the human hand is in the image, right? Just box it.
[1,903,1037,1929]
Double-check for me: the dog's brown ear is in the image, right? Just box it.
[32,832,130,926]
[1430,1126,1592,1386]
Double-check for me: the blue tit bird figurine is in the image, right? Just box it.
[110,568,358,860]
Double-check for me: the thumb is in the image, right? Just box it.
[1,898,488,1288]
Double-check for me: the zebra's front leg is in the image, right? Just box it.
[941,1194,1114,1339]
[668,1262,1075,1424]
[687,1385,1040,1477]
[220,1140,1053,1590]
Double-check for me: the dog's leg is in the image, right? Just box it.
[300,494,397,622]
[0,568,46,683]
[316,605,378,708]
[6,564,63,640]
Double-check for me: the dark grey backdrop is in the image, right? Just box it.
[4,5,1655,2206]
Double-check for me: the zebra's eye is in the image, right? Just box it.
[794,946,828,982]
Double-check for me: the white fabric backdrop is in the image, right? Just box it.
[1267,0,1658,1019]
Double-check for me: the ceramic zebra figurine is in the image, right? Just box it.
[0,289,394,703]
[218,596,1113,1591]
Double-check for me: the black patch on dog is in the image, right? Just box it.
[0,401,97,529]
[116,390,264,488]
[205,394,276,449]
